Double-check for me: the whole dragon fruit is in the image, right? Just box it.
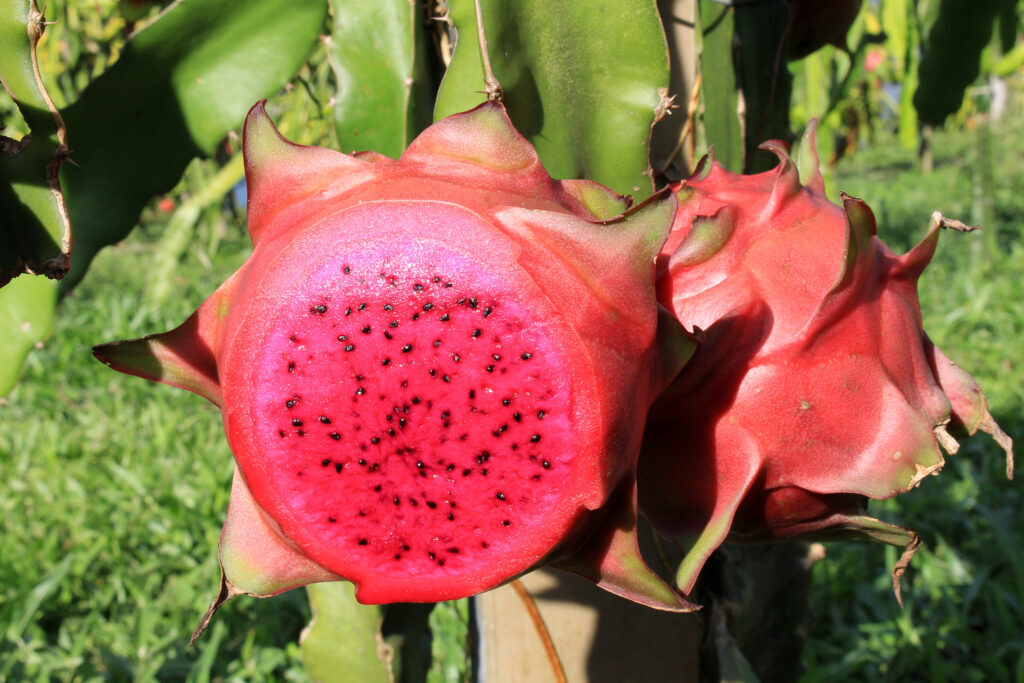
[94,100,696,628]
[639,131,1014,600]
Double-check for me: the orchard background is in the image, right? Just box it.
[1,0,1022,680]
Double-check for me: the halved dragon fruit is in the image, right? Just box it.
[94,100,696,628]
[640,128,1014,601]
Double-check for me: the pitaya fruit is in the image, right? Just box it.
[93,100,697,628]
[639,129,1014,601]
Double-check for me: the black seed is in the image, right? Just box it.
[403,544,411,551]
[521,352,532,360]
[359,509,367,516]
[441,410,450,420]
[343,265,351,274]
[426,501,437,509]
[532,474,541,481]
[482,307,492,317]
[537,410,545,419]
[429,369,437,377]
[416,461,424,469]
[513,412,522,422]
[390,320,399,328]
[481,468,488,475]
[469,390,476,399]
[468,297,478,309]
[448,513,455,521]
[446,464,455,472]
[542,460,551,469]
[502,398,511,406]
[433,339,442,348]
[393,496,400,506]
[384,332,393,340]
[411,312,420,321]
[472,329,482,338]
[279,430,286,438]
[292,418,303,427]
[311,304,327,315]
[399,418,407,428]
[452,353,461,362]
[486,365,495,373]
[373,482,381,489]
[330,432,341,441]
[502,520,511,526]
[412,397,421,404]
[499,424,509,433]
[414,283,424,291]
[496,492,506,501]
[371,437,381,444]
[432,277,441,283]
[388,428,396,436]
[457,297,466,305]
[358,303,368,311]
[438,559,446,566]
[440,313,450,322]
[286,399,298,408]
[481,542,489,549]
[429,551,436,560]
[423,303,434,311]
[444,282,453,288]
[462,468,472,476]
[356,387,367,395]
[337,335,348,342]
[344,344,355,352]
[319,416,331,424]
[359,458,367,465]
[321,459,331,467]
[384,304,394,311]
[382,358,391,366]
[361,325,372,334]
[530,434,541,443]
[335,462,343,472]
[358,538,368,546]
[288,362,296,373]
[394,554,402,560]
[442,375,451,383]
[447,547,459,554]
[492,354,501,361]
[344,307,352,316]
[402,344,413,353]
[329,516,337,523]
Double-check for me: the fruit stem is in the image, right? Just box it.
[473,0,503,101]
[511,579,566,683]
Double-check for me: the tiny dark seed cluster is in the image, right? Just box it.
[255,259,573,574]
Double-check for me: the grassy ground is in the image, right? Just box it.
[0,119,1021,680]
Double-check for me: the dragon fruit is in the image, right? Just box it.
[639,130,1014,600]
[94,100,696,627]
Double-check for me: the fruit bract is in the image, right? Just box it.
[639,130,1014,600]
[94,101,696,625]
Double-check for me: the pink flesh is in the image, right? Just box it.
[249,245,576,581]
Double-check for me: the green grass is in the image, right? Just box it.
[798,120,1024,682]
[0,211,315,680]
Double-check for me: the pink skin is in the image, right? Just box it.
[641,133,1013,596]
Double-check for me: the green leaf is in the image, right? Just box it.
[698,0,743,173]
[914,0,1000,127]
[698,0,793,173]
[0,274,57,394]
[434,0,669,199]
[301,583,391,683]
[58,0,328,290]
[0,0,70,286]
[327,0,436,157]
